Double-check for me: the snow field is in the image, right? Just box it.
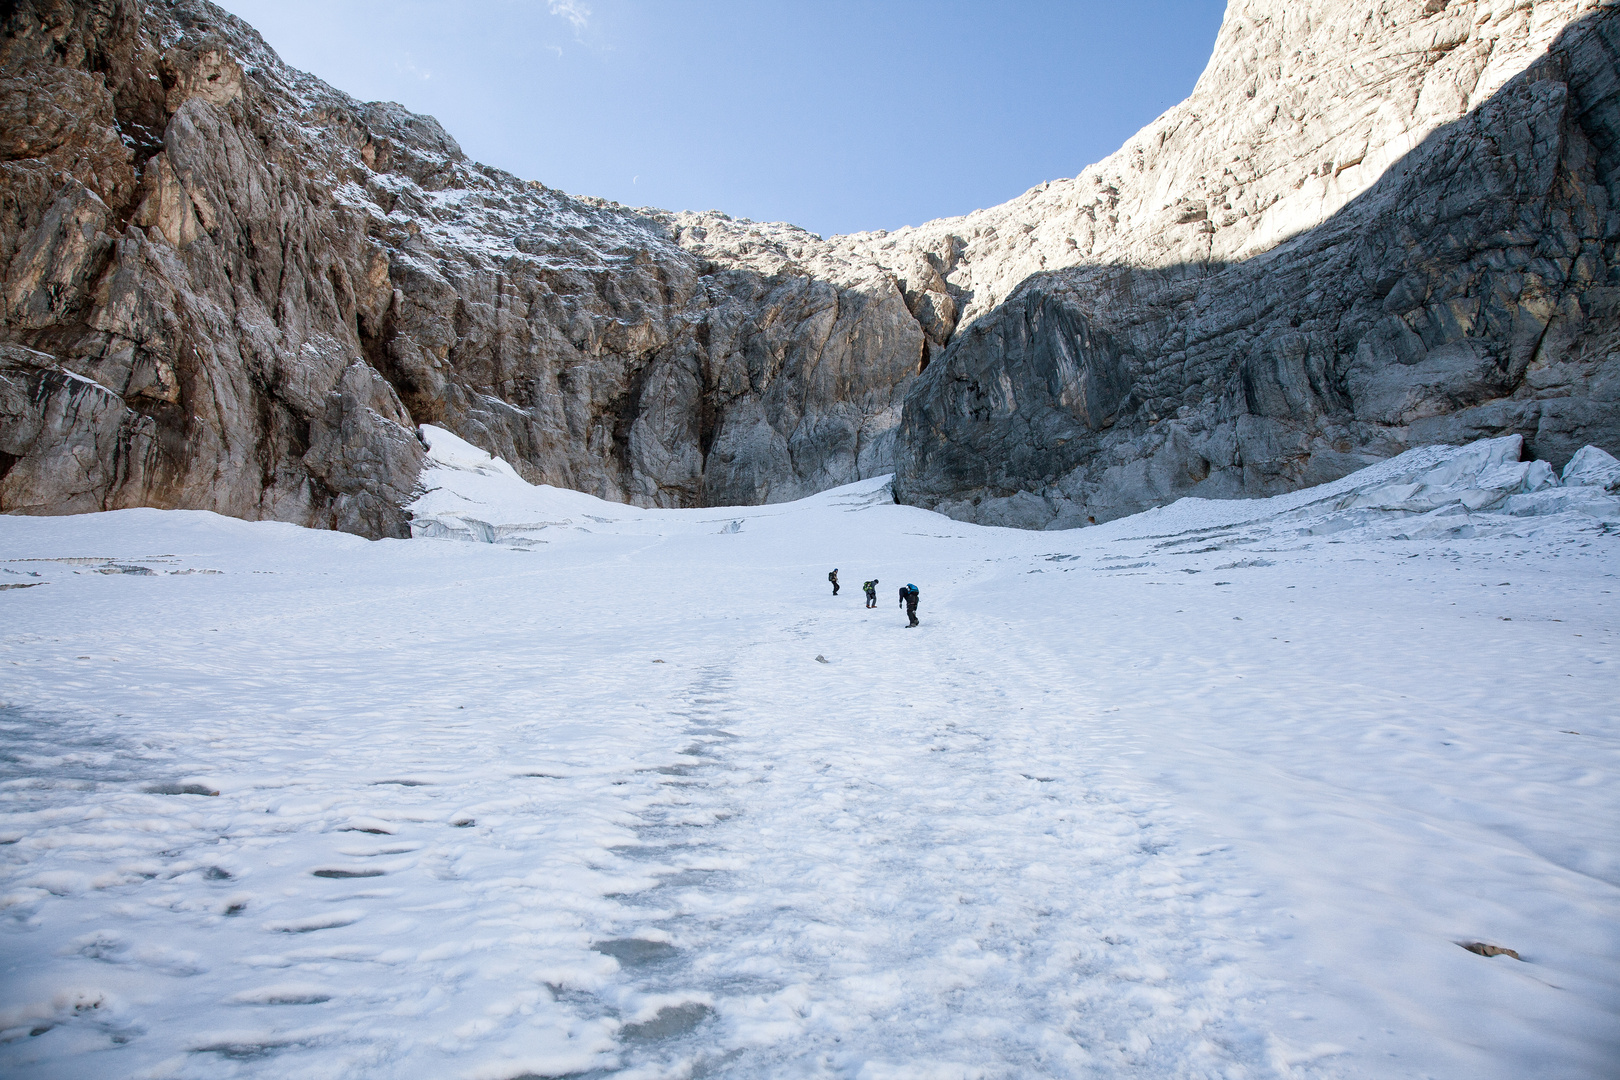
[1,437,1617,1078]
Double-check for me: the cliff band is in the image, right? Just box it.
[2,0,1616,535]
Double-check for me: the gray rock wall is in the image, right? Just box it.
[893,6,1620,527]
[0,0,928,536]
[1,0,426,536]
[2,0,1616,537]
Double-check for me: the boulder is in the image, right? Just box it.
[1561,444,1620,490]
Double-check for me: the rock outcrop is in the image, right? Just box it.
[2,0,1617,536]
[890,0,1620,526]
[0,0,928,537]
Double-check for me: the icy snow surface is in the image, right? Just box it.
[2,431,1618,1079]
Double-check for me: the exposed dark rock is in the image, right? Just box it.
[1459,941,1522,960]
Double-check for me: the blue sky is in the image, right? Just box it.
[214,1,1226,238]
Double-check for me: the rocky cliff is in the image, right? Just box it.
[0,0,929,537]
[890,0,1620,526]
[2,0,1616,536]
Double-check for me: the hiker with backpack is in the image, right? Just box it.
[828,568,839,595]
[899,583,919,627]
[863,579,879,608]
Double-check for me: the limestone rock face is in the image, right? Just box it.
[2,0,1617,536]
[0,0,425,536]
[891,1,1620,527]
[846,0,1610,325]
[0,0,927,535]
[0,344,158,514]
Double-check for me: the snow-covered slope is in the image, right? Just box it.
[409,423,1620,546]
[1,439,1617,1078]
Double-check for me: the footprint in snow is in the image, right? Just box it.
[340,818,395,834]
[264,910,364,933]
[192,1037,298,1060]
[593,938,680,967]
[620,1001,712,1040]
[143,781,218,796]
[312,868,385,879]
[230,983,334,1005]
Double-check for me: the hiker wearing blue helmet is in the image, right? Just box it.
[828,568,839,596]
[899,583,919,627]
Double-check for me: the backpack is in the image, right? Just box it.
[829,571,837,581]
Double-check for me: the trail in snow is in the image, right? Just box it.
[591,635,1271,1078]
[1,434,1618,1079]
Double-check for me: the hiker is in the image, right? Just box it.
[828,568,839,595]
[863,579,879,608]
[899,583,919,627]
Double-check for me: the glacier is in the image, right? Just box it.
[1,436,1617,1078]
